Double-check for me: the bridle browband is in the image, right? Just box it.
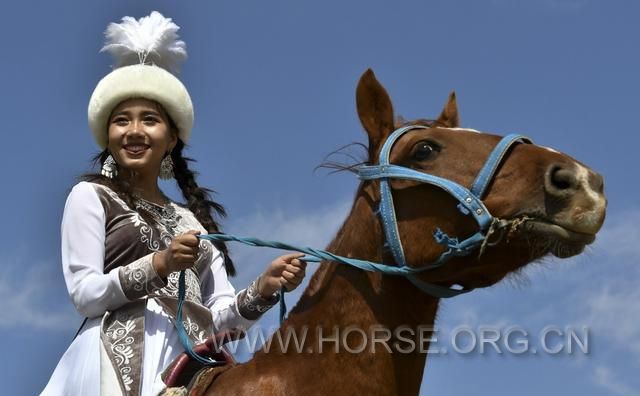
[356,125,532,296]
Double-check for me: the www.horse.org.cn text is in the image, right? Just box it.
[211,324,590,356]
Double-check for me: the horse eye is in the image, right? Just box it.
[413,141,437,161]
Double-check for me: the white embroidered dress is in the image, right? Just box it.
[42,181,261,396]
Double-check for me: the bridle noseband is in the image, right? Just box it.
[356,125,532,297]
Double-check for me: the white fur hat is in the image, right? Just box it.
[88,11,193,149]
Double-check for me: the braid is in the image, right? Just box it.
[171,139,236,276]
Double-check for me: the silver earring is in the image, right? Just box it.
[159,154,174,180]
[101,154,118,179]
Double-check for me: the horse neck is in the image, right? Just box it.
[284,189,441,393]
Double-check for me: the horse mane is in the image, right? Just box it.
[315,117,436,175]
[314,141,369,175]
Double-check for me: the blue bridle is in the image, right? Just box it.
[175,125,532,364]
[357,125,532,296]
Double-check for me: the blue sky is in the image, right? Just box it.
[1,0,638,395]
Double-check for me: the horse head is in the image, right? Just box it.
[199,69,609,396]
[356,69,607,291]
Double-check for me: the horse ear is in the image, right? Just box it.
[356,69,395,159]
[435,91,460,128]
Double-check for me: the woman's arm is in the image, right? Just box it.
[62,182,166,318]
[200,250,279,333]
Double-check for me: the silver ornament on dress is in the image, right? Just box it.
[159,155,174,180]
[101,154,118,179]
[134,197,180,230]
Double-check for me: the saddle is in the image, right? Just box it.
[161,329,245,396]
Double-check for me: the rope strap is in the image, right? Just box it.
[197,233,475,320]
[175,270,225,366]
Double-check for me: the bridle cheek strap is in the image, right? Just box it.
[357,125,531,294]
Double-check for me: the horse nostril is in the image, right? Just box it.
[546,165,578,195]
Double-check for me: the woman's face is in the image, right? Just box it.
[107,98,177,177]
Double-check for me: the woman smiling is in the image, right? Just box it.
[41,12,306,396]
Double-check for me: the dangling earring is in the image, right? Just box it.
[159,154,174,180]
[101,154,118,179]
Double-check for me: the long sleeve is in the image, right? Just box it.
[61,182,165,318]
[200,250,257,332]
[200,249,278,333]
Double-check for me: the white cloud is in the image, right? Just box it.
[217,198,353,361]
[591,209,640,260]
[507,208,640,390]
[0,249,78,331]
[229,199,352,252]
[581,280,640,354]
[567,210,640,358]
[225,198,352,287]
[594,366,640,396]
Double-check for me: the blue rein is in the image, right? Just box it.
[174,125,532,365]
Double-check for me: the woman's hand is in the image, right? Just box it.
[152,230,201,278]
[257,253,307,298]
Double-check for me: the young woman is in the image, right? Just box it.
[42,12,307,396]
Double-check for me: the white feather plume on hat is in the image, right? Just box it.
[101,11,187,74]
[88,11,193,149]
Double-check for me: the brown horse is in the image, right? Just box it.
[202,69,606,395]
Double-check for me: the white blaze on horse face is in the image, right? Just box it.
[442,127,482,134]
[573,164,607,231]
[543,146,560,154]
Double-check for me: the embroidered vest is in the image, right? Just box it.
[91,182,217,395]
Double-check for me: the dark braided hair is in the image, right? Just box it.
[80,106,236,276]
[171,138,235,276]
